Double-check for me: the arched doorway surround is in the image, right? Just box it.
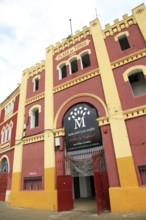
[55,95,110,214]
[54,93,108,128]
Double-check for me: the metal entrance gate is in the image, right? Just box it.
[92,153,110,214]
[56,158,73,211]
[0,173,8,201]
[56,150,110,214]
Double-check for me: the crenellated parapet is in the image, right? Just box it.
[23,60,45,78]
[103,14,136,39]
[53,26,91,54]
[103,3,145,39]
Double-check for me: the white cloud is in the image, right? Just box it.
[0,0,145,102]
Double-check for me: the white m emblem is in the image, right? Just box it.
[74,117,86,129]
[67,106,90,130]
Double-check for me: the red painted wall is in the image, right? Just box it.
[13,94,19,113]
[22,141,44,189]
[126,116,146,185]
[101,125,120,187]
[105,24,146,62]
[126,116,146,165]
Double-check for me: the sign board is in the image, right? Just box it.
[64,103,102,152]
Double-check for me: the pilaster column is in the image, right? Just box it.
[11,70,28,191]
[90,19,138,187]
[44,45,56,190]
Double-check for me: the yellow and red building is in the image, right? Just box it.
[0,3,146,213]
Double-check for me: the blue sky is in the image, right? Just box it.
[0,0,145,103]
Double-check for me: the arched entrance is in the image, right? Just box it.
[0,157,9,201]
[56,103,110,214]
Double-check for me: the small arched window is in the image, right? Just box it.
[118,34,130,51]
[5,126,9,142]
[80,52,91,69]
[8,122,13,140]
[30,107,39,128]
[1,128,5,144]
[0,158,8,173]
[59,63,67,80]
[69,58,78,74]
[128,70,146,96]
[33,78,39,91]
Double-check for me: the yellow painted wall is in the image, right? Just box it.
[11,172,22,191]
[10,190,57,210]
[116,157,138,187]
[110,187,146,212]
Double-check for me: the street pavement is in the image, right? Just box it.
[0,201,146,220]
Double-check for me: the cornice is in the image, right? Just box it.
[0,111,18,126]
[97,105,146,126]
[111,48,146,69]
[0,147,14,154]
[97,116,110,126]
[0,142,14,154]
[123,105,146,120]
[23,133,44,145]
[53,68,100,93]
[54,128,65,137]
[25,92,45,105]
[22,128,65,145]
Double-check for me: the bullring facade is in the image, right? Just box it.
[0,3,146,214]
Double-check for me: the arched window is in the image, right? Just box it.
[8,122,13,140]
[0,158,8,173]
[118,34,130,51]
[80,52,91,69]
[30,107,39,128]
[1,128,5,144]
[128,70,146,96]
[5,126,9,142]
[69,58,78,74]
[11,100,15,112]
[59,63,67,80]
[5,106,8,116]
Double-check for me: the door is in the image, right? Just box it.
[0,173,8,201]
[92,153,110,214]
[57,175,73,211]
[73,177,80,199]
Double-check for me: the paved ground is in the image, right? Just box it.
[0,202,146,220]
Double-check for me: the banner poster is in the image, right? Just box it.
[64,103,102,152]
